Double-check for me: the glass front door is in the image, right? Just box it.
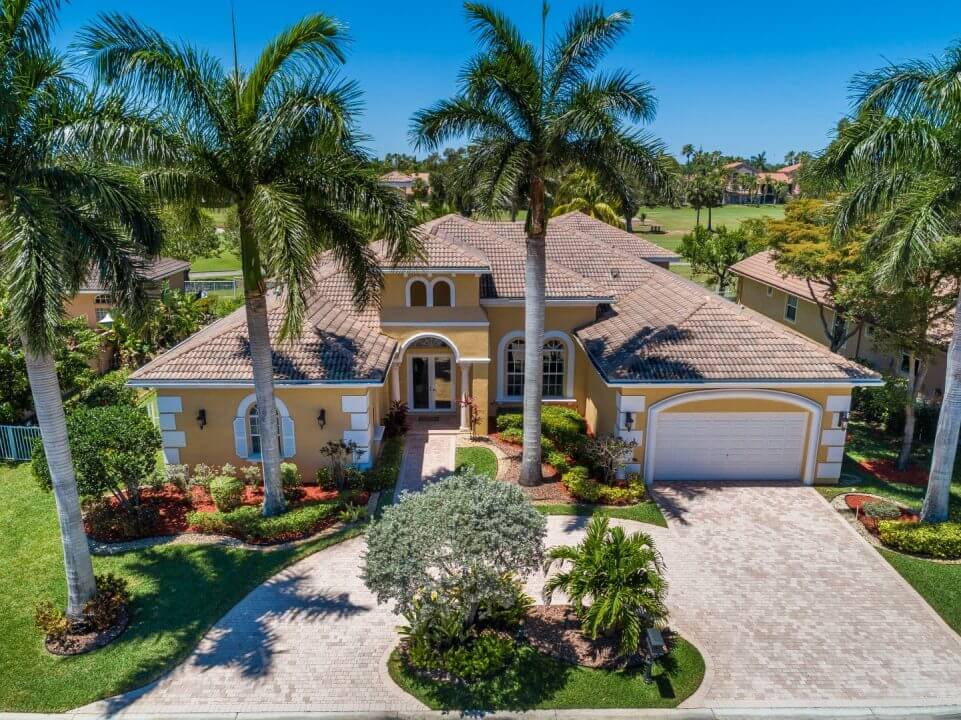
[408,354,455,412]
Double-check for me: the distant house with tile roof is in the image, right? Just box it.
[130,212,878,485]
[723,162,802,204]
[731,250,949,400]
[380,171,430,197]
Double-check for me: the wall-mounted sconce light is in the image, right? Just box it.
[196,409,207,430]
[317,408,326,429]
[624,411,634,431]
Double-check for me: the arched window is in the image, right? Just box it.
[408,280,428,307]
[498,332,573,401]
[432,279,453,307]
[506,338,525,398]
[247,404,262,456]
[542,339,566,398]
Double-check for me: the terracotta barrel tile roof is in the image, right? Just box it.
[80,256,190,292]
[730,250,834,306]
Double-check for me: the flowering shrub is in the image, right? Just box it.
[209,475,244,512]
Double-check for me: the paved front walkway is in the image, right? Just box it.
[392,428,457,500]
[80,485,961,714]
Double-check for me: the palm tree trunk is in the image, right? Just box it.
[23,346,96,619]
[695,207,701,227]
[520,176,547,487]
[624,212,633,233]
[897,361,927,470]
[922,292,961,522]
[239,202,286,517]
[707,206,713,231]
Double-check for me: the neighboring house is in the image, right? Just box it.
[380,170,430,197]
[731,250,949,400]
[65,256,190,372]
[128,212,879,486]
[723,161,801,204]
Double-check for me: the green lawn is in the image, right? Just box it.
[0,462,362,712]
[455,446,499,480]
[536,502,667,528]
[189,250,241,274]
[882,550,961,634]
[637,204,784,248]
[388,637,704,710]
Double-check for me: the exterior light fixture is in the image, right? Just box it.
[642,627,667,683]
[98,313,114,327]
[317,408,326,429]
[196,409,206,429]
[624,411,634,431]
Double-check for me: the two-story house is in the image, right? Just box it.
[128,213,879,485]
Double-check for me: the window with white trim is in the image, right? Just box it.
[408,280,428,307]
[542,339,565,398]
[502,336,568,400]
[95,308,113,322]
[784,295,798,323]
[248,404,262,457]
[432,279,453,307]
[506,338,525,398]
[94,294,112,305]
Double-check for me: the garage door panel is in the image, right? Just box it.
[652,412,807,482]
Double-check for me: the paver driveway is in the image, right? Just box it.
[81,484,961,715]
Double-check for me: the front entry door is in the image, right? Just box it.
[409,354,455,411]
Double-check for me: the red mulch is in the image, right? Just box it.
[845,493,920,534]
[45,607,130,656]
[856,459,928,487]
[187,484,345,513]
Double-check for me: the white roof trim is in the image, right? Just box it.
[128,380,386,389]
[481,297,610,306]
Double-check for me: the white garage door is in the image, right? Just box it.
[651,412,808,482]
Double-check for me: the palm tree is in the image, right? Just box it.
[681,143,695,166]
[808,41,961,522]
[542,515,668,656]
[750,151,768,171]
[82,13,416,515]
[552,169,621,226]
[412,3,666,485]
[0,0,163,619]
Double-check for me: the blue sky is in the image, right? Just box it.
[53,0,959,164]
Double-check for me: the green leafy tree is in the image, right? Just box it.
[552,169,620,226]
[412,3,667,485]
[83,12,417,516]
[680,224,759,295]
[158,205,220,260]
[0,0,163,619]
[806,41,961,521]
[542,515,668,657]
[363,471,546,637]
[33,404,162,511]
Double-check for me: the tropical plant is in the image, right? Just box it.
[552,169,620,226]
[82,11,417,515]
[363,471,546,639]
[805,40,961,521]
[542,515,668,656]
[0,0,165,619]
[680,224,760,295]
[412,3,667,485]
[581,434,638,485]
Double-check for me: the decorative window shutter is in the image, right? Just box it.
[233,417,248,458]
[281,415,296,458]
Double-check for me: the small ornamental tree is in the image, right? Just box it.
[33,405,162,510]
[363,471,546,638]
[583,435,638,485]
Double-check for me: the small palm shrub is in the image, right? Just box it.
[543,515,668,656]
[210,475,244,512]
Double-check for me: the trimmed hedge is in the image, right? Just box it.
[496,406,587,453]
[187,502,337,543]
[209,475,244,512]
[878,521,961,559]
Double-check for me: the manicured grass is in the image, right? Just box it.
[189,250,241,274]
[0,462,363,712]
[388,637,704,710]
[455,446,498,480]
[636,204,784,247]
[536,502,667,528]
[881,549,961,635]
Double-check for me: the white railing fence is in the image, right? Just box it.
[0,425,41,461]
[184,279,239,296]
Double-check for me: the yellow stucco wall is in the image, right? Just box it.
[737,277,835,346]
[155,385,381,481]
[381,273,481,309]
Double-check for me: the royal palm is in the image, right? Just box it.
[0,0,163,617]
[413,3,667,485]
[811,41,961,521]
[83,13,416,515]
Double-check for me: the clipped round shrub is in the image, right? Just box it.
[562,466,600,503]
[210,475,244,512]
[541,405,586,449]
[878,521,961,559]
[863,500,902,521]
[495,412,523,433]
[280,462,304,500]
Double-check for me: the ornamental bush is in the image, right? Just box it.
[499,427,522,444]
[209,475,244,512]
[32,405,161,509]
[863,500,902,521]
[545,450,570,475]
[75,369,137,408]
[187,502,337,543]
[878,521,961,559]
[495,407,587,453]
[363,471,545,644]
[562,466,600,502]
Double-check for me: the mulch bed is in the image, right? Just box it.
[44,607,129,656]
[856,458,928,487]
[845,493,920,534]
[85,483,362,544]
[489,434,575,503]
[523,605,657,669]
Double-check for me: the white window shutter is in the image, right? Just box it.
[233,417,248,458]
[281,415,296,458]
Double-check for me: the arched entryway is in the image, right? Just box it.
[391,333,472,429]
